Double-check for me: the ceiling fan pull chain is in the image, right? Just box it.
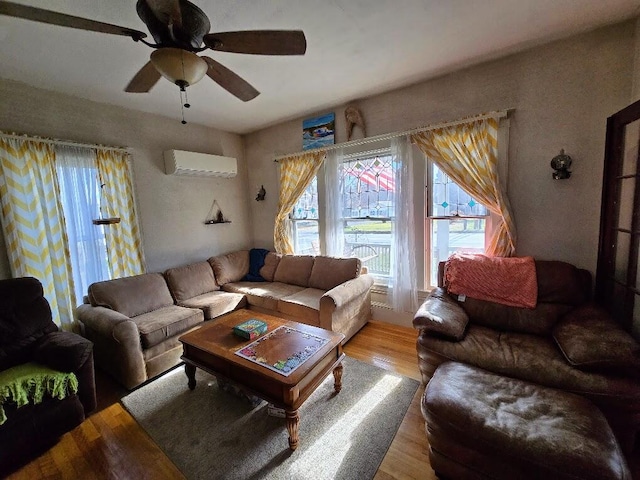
[183,89,190,109]
[179,90,187,125]
[180,51,190,109]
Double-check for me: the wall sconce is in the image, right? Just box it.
[255,185,266,201]
[551,149,572,180]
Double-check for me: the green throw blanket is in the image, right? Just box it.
[0,362,78,425]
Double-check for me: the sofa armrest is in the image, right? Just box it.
[75,304,147,390]
[76,304,131,334]
[319,274,374,333]
[413,288,469,340]
[553,303,640,376]
[33,330,97,414]
[34,331,92,373]
[323,274,374,309]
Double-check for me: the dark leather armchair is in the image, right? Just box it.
[0,277,96,475]
[414,260,640,454]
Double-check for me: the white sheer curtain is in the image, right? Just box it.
[323,148,344,256]
[389,136,418,312]
[55,145,110,302]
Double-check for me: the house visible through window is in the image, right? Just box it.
[292,147,488,290]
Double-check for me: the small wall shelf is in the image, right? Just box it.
[204,220,231,225]
[205,198,230,225]
[92,217,121,225]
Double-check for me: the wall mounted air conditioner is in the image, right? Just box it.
[164,150,237,178]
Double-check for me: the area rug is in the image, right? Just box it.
[121,356,419,480]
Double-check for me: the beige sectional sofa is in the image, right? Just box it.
[76,250,374,389]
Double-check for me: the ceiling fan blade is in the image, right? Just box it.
[0,1,147,40]
[204,30,306,55]
[125,62,162,93]
[202,56,259,102]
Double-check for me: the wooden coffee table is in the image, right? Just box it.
[179,309,345,450]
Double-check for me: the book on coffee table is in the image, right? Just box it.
[233,318,268,340]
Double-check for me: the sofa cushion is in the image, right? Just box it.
[423,362,631,480]
[33,332,93,373]
[460,299,573,335]
[417,325,640,407]
[178,291,246,320]
[413,288,468,340]
[0,277,57,371]
[438,259,591,306]
[308,256,361,291]
[88,273,174,318]
[259,252,282,282]
[535,260,591,305]
[165,261,219,302]
[209,251,250,285]
[278,288,324,325]
[222,282,304,311]
[553,304,640,373]
[133,305,203,349]
[273,255,315,287]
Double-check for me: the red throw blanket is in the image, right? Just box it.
[444,254,537,309]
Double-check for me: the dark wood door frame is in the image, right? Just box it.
[596,98,640,331]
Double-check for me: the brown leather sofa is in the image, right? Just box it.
[0,277,96,475]
[414,260,640,454]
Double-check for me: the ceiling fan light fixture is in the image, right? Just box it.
[150,47,208,88]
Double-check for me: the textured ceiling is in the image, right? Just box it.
[0,0,639,134]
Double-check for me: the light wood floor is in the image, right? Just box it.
[7,321,435,480]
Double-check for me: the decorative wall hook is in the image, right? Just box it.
[255,185,266,201]
[551,149,572,180]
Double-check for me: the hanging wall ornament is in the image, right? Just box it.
[92,183,121,225]
[345,105,367,141]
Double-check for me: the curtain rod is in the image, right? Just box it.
[274,109,512,162]
[0,131,131,154]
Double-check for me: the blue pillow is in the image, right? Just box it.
[243,248,269,282]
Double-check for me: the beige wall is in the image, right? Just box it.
[245,21,635,276]
[0,79,253,278]
[633,16,640,102]
[0,20,635,290]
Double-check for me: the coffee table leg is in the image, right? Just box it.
[185,363,196,390]
[333,364,343,393]
[286,410,300,451]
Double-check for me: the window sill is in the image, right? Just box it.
[370,285,431,307]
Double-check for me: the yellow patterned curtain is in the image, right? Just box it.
[96,150,145,277]
[412,118,516,256]
[0,137,76,328]
[274,151,324,254]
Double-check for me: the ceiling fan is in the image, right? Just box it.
[0,0,307,105]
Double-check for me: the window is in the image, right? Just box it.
[291,148,489,291]
[340,151,394,284]
[426,162,488,287]
[292,149,396,285]
[291,176,320,255]
[56,146,112,301]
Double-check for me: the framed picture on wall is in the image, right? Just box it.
[302,113,335,150]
